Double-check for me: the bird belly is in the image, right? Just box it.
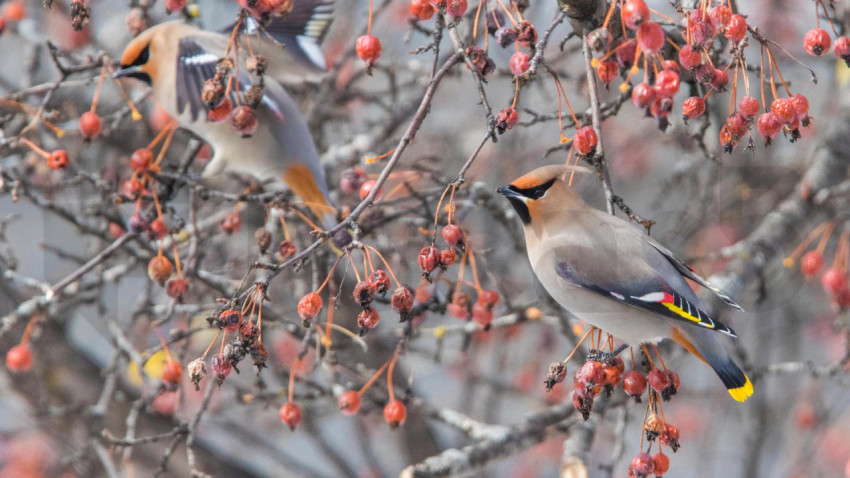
[533,262,671,345]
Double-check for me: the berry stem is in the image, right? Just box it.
[279,213,291,242]
[784,220,834,265]
[641,344,657,369]
[601,0,618,30]
[153,127,177,168]
[467,246,482,292]
[256,288,264,344]
[17,137,49,158]
[20,313,41,346]
[201,329,222,360]
[357,356,392,396]
[759,45,767,110]
[347,252,363,282]
[650,344,667,370]
[172,245,182,277]
[455,249,467,295]
[493,0,517,27]
[157,331,173,362]
[288,358,299,402]
[561,327,595,365]
[367,0,374,36]
[317,254,345,294]
[472,0,485,40]
[323,298,334,348]
[91,65,108,113]
[146,120,177,150]
[387,353,399,401]
[289,207,323,232]
[765,47,791,97]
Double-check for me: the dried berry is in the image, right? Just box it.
[596,60,619,86]
[357,307,380,335]
[545,361,566,391]
[516,20,537,48]
[738,96,760,118]
[278,240,296,261]
[573,126,598,155]
[725,14,746,43]
[628,452,655,478]
[647,368,670,392]
[356,35,382,67]
[188,358,206,390]
[353,280,375,307]
[439,249,457,268]
[418,246,440,274]
[623,370,647,402]
[756,113,782,145]
[441,224,463,247]
[496,108,519,134]
[231,105,259,137]
[166,278,190,300]
[509,51,530,76]
[494,26,517,48]
[255,228,272,254]
[148,255,173,285]
[297,292,323,325]
[835,36,850,63]
[391,287,415,318]
[367,270,391,295]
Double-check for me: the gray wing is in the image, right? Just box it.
[176,37,219,121]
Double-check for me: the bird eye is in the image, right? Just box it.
[509,178,556,200]
[128,45,151,68]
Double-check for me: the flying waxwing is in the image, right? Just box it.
[497,165,753,402]
[114,1,335,225]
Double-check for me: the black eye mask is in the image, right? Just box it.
[508,178,556,199]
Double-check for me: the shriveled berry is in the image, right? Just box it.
[725,113,748,138]
[207,97,233,122]
[439,249,456,267]
[545,362,567,390]
[709,4,732,28]
[278,240,296,260]
[357,307,380,335]
[621,0,649,29]
[725,14,746,42]
[188,358,206,390]
[659,424,680,451]
[494,26,518,47]
[516,20,537,48]
[573,126,598,155]
[231,105,258,137]
[353,280,374,306]
[79,111,102,139]
[789,94,809,117]
[123,178,143,199]
[6,344,32,373]
[738,96,760,118]
[211,353,232,384]
[448,292,471,319]
[647,369,670,392]
[338,390,361,415]
[441,224,463,247]
[690,20,715,47]
[220,212,241,234]
[834,36,850,62]
[368,270,391,295]
[166,277,190,300]
[614,39,637,69]
[629,452,655,478]
[340,167,367,194]
[356,35,382,67]
[391,287,415,317]
[471,301,493,327]
[418,246,440,274]
[384,399,407,428]
[682,96,705,119]
[801,250,823,278]
[297,292,323,324]
[495,107,518,134]
[587,27,613,53]
[710,68,729,91]
[279,402,303,430]
[804,28,831,56]
[636,22,665,53]
[580,360,604,385]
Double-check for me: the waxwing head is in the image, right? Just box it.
[114,23,178,85]
[496,165,591,225]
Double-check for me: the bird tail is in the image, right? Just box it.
[282,164,336,230]
[671,328,753,402]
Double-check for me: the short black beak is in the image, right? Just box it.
[113,65,139,79]
[496,185,521,199]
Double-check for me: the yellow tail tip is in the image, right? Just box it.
[728,375,753,402]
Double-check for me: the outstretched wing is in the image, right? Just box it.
[555,261,737,337]
[176,37,219,121]
[226,0,334,71]
[646,241,744,311]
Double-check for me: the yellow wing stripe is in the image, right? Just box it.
[728,375,754,402]
[662,302,712,327]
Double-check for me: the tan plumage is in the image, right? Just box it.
[498,165,753,401]
[115,3,335,226]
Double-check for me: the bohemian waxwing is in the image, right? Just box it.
[114,1,335,226]
[497,165,753,402]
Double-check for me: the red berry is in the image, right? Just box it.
[822,267,848,293]
[580,361,604,385]
[79,111,102,139]
[439,248,457,267]
[677,44,702,70]
[162,360,182,384]
[478,289,500,306]
[2,1,25,22]
[384,399,407,428]
[659,424,680,449]
[359,179,382,201]
[448,292,471,319]
[516,20,537,48]
[367,270,391,295]
[710,68,729,91]
[166,277,189,300]
[615,40,637,69]
[338,391,361,415]
[595,60,619,85]
[636,21,664,53]
[834,36,850,61]
[47,150,69,170]
[441,224,463,246]
[471,302,493,327]
[150,218,167,240]
[738,96,760,118]
[353,280,374,306]
[109,222,126,238]
[207,97,233,122]
[801,250,823,277]
[164,0,186,13]
[771,98,796,124]
[631,83,655,108]
[664,369,680,392]
[804,28,831,56]
[573,126,598,155]
[356,35,381,67]
[623,370,647,399]
[653,452,670,475]
[220,212,241,234]
[130,148,153,173]
[297,292,323,323]
[709,4,732,28]
[621,0,649,30]
[339,167,367,193]
[682,96,705,119]
[356,307,380,334]
[123,178,143,199]
[654,69,680,98]
[756,113,782,144]
[650,97,673,119]
[446,0,467,17]
[231,105,258,137]
[418,246,440,274]
[789,94,809,117]
[725,14,746,43]
[629,452,655,477]
[6,344,33,373]
[279,402,303,430]
[725,113,748,138]
[647,369,670,392]
[391,287,414,316]
[410,0,435,20]
[509,51,530,76]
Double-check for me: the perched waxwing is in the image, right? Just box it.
[498,165,753,402]
[114,1,336,226]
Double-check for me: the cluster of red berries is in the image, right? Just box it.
[785,222,850,308]
[803,27,850,63]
